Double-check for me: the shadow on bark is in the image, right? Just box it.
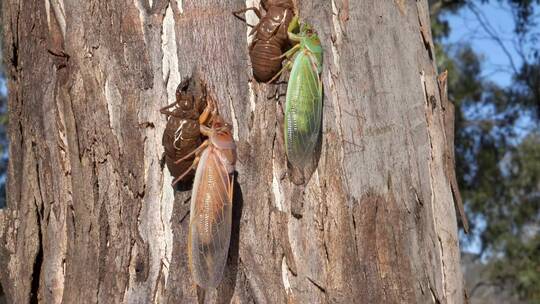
[216,172,244,303]
[0,282,6,304]
[174,179,195,192]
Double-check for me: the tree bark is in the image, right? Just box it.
[0,0,464,303]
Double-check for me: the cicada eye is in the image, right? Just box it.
[179,96,194,110]
[213,122,223,129]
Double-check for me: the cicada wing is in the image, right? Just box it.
[284,51,323,168]
[188,148,233,289]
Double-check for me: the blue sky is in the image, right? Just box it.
[0,78,6,97]
[443,2,539,87]
[445,2,538,146]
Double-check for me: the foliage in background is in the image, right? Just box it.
[430,0,540,302]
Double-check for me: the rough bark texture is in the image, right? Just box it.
[0,0,464,303]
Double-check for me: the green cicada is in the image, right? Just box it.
[271,16,323,168]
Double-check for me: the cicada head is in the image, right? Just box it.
[210,117,235,147]
[299,24,319,47]
[175,77,208,115]
[299,25,323,69]
[175,78,190,103]
[208,116,237,170]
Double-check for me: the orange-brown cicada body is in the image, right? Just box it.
[175,113,236,289]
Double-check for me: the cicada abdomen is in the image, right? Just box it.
[233,0,295,82]
[185,116,236,289]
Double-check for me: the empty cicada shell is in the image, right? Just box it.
[161,77,213,184]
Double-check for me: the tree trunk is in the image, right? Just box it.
[0,0,464,303]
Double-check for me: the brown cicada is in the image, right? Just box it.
[234,0,295,82]
[161,77,214,186]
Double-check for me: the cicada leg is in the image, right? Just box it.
[287,15,301,42]
[171,140,209,186]
[232,7,262,27]
[266,60,293,84]
[269,43,301,61]
[174,140,209,165]
[198,95,218,127]
[159,102,178,116]
[171,154,201,186]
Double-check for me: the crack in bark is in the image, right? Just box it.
[151,259,165,303]
[430,284,442,304]
[9,0,22,78]
[307,276,326,294]
[30,199,43,304]
[228,92,240,141]
[351,209,359,256]
[437,235,447,302]
[416,2,433,60]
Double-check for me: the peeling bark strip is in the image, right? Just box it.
[438,71,469,233]
[0,0,463,303]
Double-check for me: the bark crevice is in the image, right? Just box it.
[30,205,43,304]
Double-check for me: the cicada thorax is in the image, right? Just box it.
[188,117,236,289]
[162,78,208,183]
[248,4,294,82]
